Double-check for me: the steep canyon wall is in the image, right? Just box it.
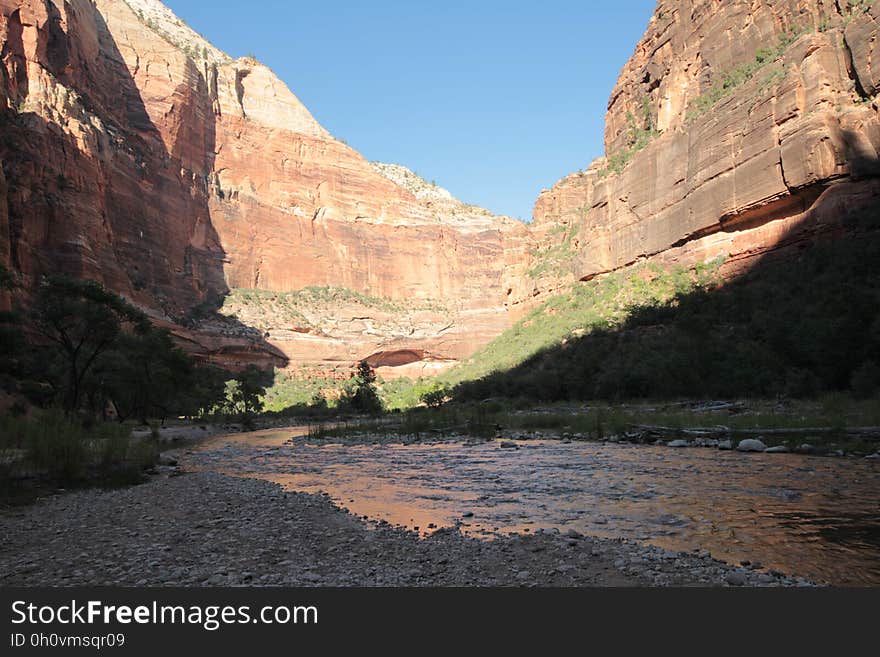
[0,0,531,374]
[529,0,880,299]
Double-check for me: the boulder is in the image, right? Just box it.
[737,439,768,453]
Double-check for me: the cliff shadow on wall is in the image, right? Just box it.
[0,0,286,372]
[454,136,880,403]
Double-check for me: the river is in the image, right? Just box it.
[184,427,880,586]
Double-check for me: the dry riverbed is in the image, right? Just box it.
[0,466,808,587]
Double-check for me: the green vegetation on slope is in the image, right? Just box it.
[526,219,582,279]
[257,221,880,418]
[445,259,722,392]
[371,259,722,410]
[454,227,880,403]
[262,371,344,412]
[260,361,386,418]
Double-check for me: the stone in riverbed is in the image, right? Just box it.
[737,439,767,452]
[667,440,690,448]
[725,571,748,586]
[764,445,790,453]
[718,440,733,450]
[499,441,518,449]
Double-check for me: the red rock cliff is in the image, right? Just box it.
[530,0,880,293]
[0,0,531,371]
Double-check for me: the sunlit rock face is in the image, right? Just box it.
[529,0,880,295]
[0,0,531,372]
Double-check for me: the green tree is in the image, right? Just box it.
[31,277,149,413]
[188,364,233,418]
[94,328,203,423]
[342,361,383,415]
[224,365,272,419]
[421,386,449,408]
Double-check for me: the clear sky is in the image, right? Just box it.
[164,0,656,221]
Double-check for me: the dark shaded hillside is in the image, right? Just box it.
[454,207,880,403]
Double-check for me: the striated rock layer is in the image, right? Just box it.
[529,0,880,301]
[0,0,531,372]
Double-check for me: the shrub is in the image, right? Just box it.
[22,411,89,482]
[421,388,449,408]
[0,411,157,486]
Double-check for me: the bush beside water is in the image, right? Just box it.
[0,411,159,493]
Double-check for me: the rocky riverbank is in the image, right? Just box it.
[0,470,809,587]
[301,426,880,460]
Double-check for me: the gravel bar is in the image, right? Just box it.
[0,471,809,587]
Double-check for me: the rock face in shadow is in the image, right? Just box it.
[529,0,880,299]
[0,0,225,312]
[0,0,531,372]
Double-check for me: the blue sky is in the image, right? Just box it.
[164,0,655,221]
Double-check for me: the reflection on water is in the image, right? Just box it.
[187,429,880,586]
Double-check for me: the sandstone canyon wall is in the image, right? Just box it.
[0,0,531,374]
[2,0,879,382]
[529,0,880,300]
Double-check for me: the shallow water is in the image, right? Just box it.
[188,429,880,586]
